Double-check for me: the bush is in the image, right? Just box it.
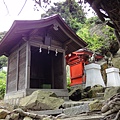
[0,71,6,99]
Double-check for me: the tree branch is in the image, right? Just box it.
[115,30,120,46]
[3,0,9,15]
[91,0,105,21]
[18,0,27,15]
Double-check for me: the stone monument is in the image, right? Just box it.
[85,63,105,87]
[85,53,105,87]
[106,67,120,87]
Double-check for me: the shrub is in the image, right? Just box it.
[0,71,6,99]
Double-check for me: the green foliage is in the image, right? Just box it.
[41,0,86,32]
[67,77,71,92]
[77,23,104,51]
[0,56,8,69]
[77,17,117,53]
[0,71,6,99]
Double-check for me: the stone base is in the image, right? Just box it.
[4,89,69,105]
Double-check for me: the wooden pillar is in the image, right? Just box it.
[16,50,20,91]
[63,51,67,89]
[6,57,10,94]
[51,55,54,89]
[25,41,31,89]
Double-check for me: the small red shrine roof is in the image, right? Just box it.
[66,48,103,65]
[0,14,87,56]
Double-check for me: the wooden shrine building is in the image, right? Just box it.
[0,15,87,101]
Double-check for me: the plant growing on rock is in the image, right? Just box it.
[0,71,6,99]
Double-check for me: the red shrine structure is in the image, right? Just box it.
[66,49,103,86]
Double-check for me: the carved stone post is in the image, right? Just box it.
[106,67,120,87]
[85,63,105,87]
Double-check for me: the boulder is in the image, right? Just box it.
[23,116,33,120]
[89,99,103,111]
[69,87,82,101]
[0,109,10,119]
[19,90,64,110]
[87,85,104,98]
[104,87,120,100]
[5,113,20,120]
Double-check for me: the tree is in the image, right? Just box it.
[0,56,8,69]
[34,0,120,45]
[41,0,86,32]
[81,0,120,46]
[77,17,119,55]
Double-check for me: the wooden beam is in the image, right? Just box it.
[29,41,65,53]
[16,20,56,31]
[29,29,39,35]
[63,39,72,45]
[29,36,43,41]
[63,39,72,49]
[56,21,85,48]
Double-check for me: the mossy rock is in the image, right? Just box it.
[87,85,104,98]
[104,87,120,100]
[69,87,82,101]
[19,90,64,110]
[89,99,103,111]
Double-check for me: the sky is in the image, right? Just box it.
[0,0,45,32]
[0,0,94,32]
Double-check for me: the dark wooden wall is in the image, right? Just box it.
[7,44,26,93]
[7,51,17,92]
[18,46,26,90]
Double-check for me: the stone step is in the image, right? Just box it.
[29,102,90,117]
[63,104,89,116]
[29,101,104,119]
[28,109,63,115]
[62,101,91,108]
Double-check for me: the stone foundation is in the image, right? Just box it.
[4,89,69,105]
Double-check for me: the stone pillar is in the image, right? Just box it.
[85,63,105,87]
[106,67,120,87]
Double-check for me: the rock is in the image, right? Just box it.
[6,113,19,120]
[89,99,103,111]
[56,113,69,119]
[23,116,33,120]
[112,57,120,69]
[112,48,120,69]
[63,103,89,116]
[87,85,104,98]
[19,90,64,110]
[101,62,108,85]
[0,109,10,119]
[42,116,54,120]
[104,87,120,100]
[69,87,82,101]
[82,86,91,99]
